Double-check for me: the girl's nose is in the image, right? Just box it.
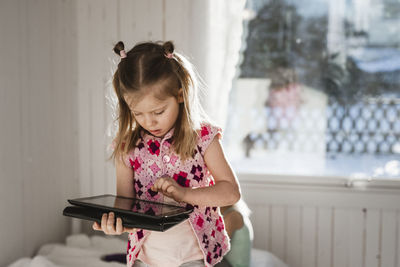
[145,115,156,128]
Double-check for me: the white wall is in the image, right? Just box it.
[0,0,79,265]
[0,0,211,265]
[241,174,400,267]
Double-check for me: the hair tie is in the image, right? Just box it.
[165,52,173,59]
[120,50,127,59]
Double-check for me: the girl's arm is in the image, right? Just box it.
[115,156,135,198]
[152,136,241,207]
[184,136,241,206]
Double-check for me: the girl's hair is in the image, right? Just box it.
[111,40,208,161]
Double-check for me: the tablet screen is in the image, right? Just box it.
[69,194,190,218]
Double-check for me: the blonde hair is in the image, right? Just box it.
[111,40,208,161]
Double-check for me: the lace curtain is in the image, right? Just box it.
[185,0,246,128]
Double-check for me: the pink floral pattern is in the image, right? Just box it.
[132,158,143,174]
[147,139,160,156]
[149,162,161,175]
[121,123,229,267]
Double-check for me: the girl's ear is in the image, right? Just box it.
[177,88,184,103]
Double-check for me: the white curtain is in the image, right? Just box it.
[185,0,246,129]
[327,0,346,62]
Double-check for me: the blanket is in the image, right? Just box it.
[8,234,288,267]
[8,234,126,267]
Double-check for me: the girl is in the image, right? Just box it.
[93,40,241,267]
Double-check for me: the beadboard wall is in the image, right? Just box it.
[241,174,400,267]
[0,0,79,266]
[0,0,206,265]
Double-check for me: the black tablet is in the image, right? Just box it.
[63,194,194,231]
[68,194,192,219]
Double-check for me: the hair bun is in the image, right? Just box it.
[113,41,125,56]
[163,41,175,55]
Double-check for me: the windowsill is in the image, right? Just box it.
[229,152,400,191]
[237,171,400,190]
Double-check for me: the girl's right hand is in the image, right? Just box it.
[92,212,137,235]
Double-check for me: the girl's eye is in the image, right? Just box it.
[155,110,164,115]
[134,113,142,116]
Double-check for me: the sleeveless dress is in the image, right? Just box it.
[120,123,230,267]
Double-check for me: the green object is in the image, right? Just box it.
[224,207,253,267]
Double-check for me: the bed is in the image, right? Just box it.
[8,234,288,267]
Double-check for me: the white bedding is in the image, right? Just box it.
[8,234,126,267]
[8,234,288,267]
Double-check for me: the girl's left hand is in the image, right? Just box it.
[151,176,188,203]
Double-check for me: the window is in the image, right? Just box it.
[224,0,400,179]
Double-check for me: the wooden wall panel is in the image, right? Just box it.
[251,204,271,251]
[348,208,364,267]
[102,0,119,198]
[381,210,397,267]
[271,205,286,262]
[0,0,78,265]
[242,176,400,267]
[397,211,400,267]
[76,0,92,198]
[164,0,191,56]
[119,0,163,45]
[302,206,317,267]
[332,208,349,267]
[23,0,63,256]
[317,207,333,267]
[365,209,380,267]
[286,206,302,266]
[0,0,25,264]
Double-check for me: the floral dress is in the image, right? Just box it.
[121,123,230,267]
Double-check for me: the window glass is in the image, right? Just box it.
[224,0,400,179]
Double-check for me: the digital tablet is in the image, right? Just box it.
[68,194,192,219]
[63,194,194,231]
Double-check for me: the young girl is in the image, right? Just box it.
[92,40,241,267]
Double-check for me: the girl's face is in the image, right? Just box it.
[124,90,183,137]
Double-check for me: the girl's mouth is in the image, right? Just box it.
[150,129,162,135]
